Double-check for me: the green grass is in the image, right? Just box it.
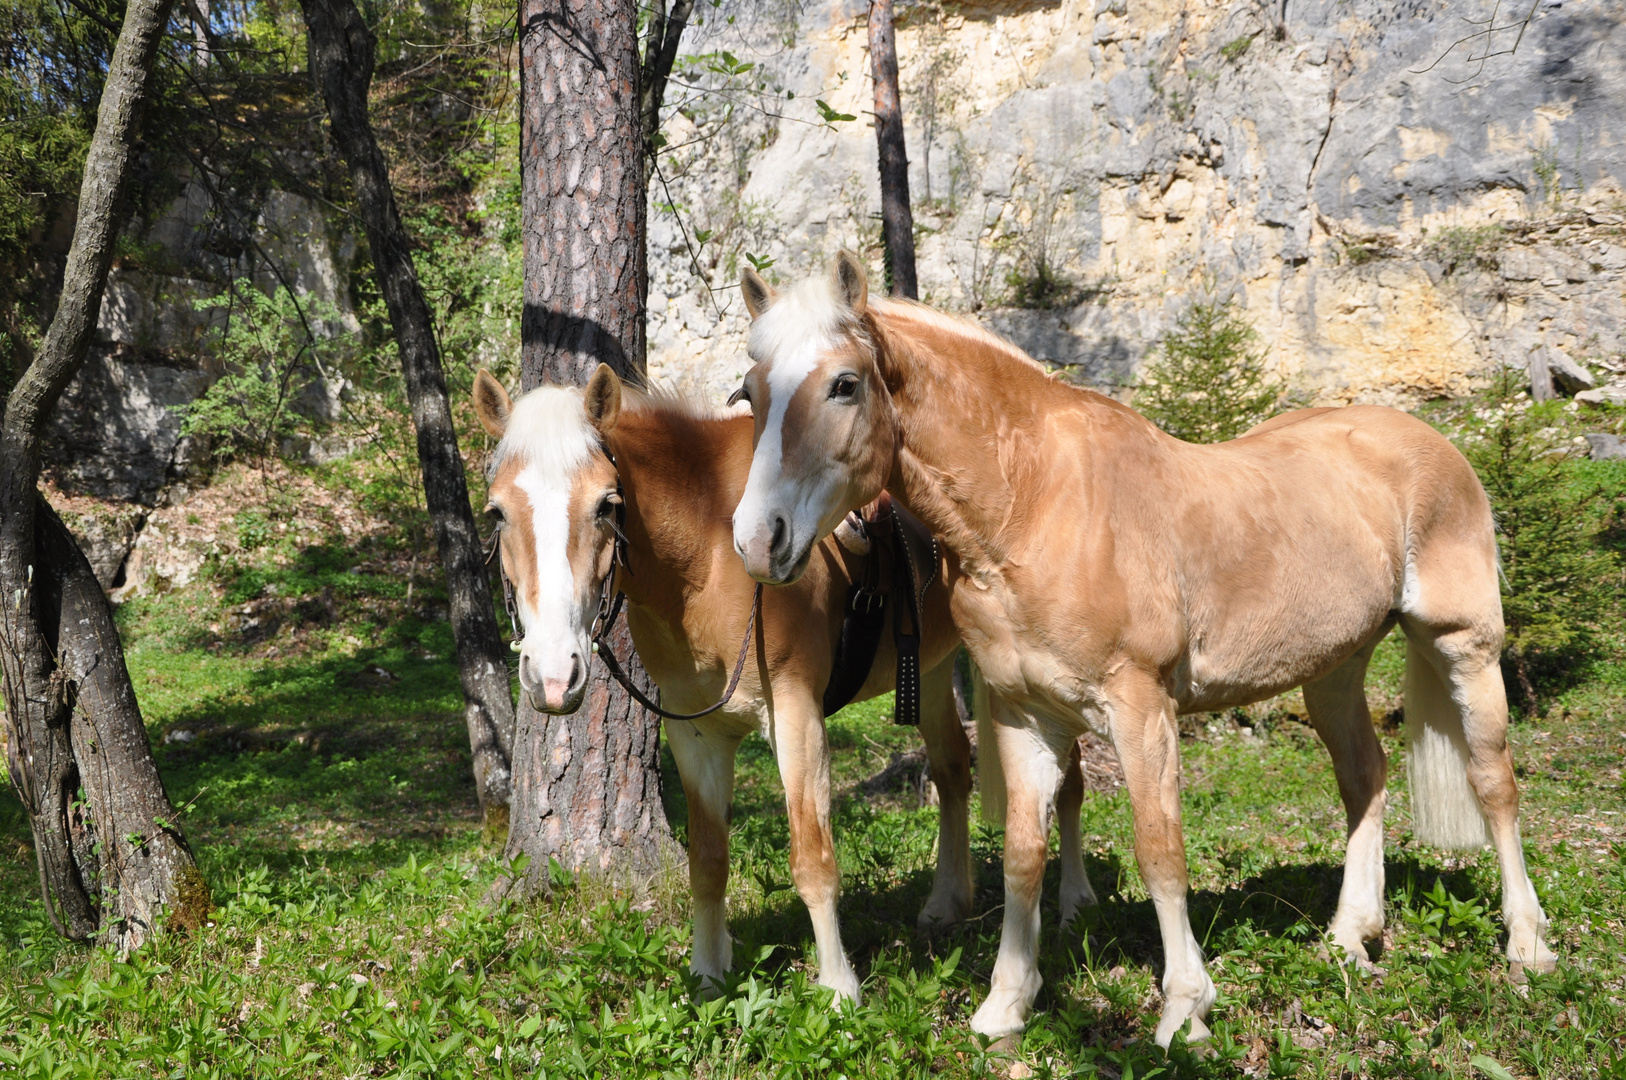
[1,553,1624,1076]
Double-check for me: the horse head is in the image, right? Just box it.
[730,251,898,584]
[473,365,625,714]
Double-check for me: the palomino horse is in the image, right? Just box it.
[727,253,1555,1046]
[473,366,1083,1002]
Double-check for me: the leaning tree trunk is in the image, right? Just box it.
[0,0,201,948]
[868,0,917,299]
[298,0,516,838]
[505,0,676,893]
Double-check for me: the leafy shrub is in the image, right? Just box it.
[1134,298,1285,443]
[183,285,353,468]
[1455,372,1621,709]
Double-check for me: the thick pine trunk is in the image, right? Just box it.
[298,0,517,835]
[868,0,918,300]
[0,0,200,947]
[506,0,676,892]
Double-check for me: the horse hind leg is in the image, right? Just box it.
[1301,638,1389,965]
[1056,736,1098,927]
[916,658,974,932]
[1403,623,1556,973]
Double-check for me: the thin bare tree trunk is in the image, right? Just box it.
[0,0,201,947]
[639,0,693,165]
[869,0,917,300]
[298,0,517,836]
[505,0,676,894]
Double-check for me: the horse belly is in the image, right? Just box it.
[1177,585,1394,712]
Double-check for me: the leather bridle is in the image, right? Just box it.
[486,444,761,721]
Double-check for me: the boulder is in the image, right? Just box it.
[1583,433,1626,460]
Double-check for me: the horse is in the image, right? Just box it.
[725,252,1555,1047]
[471,365,1101,1002]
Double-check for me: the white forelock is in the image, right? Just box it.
[489,385,597,478]
[748,274,850,368]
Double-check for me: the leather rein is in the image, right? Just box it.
[485,447,762,722]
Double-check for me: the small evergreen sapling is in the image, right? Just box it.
[1134,298,1284,443]
[1457,369,1618,711]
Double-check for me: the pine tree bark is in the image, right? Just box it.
[505,0,676,893]
[868,0,918,299]
[0,0,202,948]
[298,0,517,835]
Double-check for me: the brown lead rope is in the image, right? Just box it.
[592,582,763,721]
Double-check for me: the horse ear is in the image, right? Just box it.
[473,369,511,439]
[583,364,622,434]
[833,250,869,313]
[741,268,776,320]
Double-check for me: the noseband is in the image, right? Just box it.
[486,445,763,722]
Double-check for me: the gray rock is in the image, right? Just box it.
[1547,349,1598,394]
[1583,432,1626,460]
[1576,385,1626,406]
[43,350,212,505]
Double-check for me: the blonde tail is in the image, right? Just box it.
[973,663,1007,827]
[1404,638,1492,849]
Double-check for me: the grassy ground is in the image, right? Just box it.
[2,459,1624,1077]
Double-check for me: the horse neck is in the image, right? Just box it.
[604,406,747,618]
[872,305,1116,568]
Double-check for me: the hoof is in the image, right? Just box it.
[971,990,1034,1041]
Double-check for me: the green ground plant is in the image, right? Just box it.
[2,456,1623,1075]
[1134,297,1286,443]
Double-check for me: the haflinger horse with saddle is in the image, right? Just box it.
[727,251,1556,1047]
[471,367,1101,1003]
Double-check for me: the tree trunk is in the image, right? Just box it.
[506,0,676,893]
[869,0,918,300]
[46,497,207,948]
[638,0,693,166]
[298,0,517,838]
[0,0,199,948]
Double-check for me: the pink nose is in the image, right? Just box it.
[540,677,573,710]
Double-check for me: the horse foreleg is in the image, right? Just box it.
[970,701,1064,1041]
[1108,669,1215,1049]
[917,658,974,932]
[769,696,861,1003]
[1304,647,1389,964]
[1057,736,1098,927]
[666,722,742,995]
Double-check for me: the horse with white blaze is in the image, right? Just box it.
[727,252,1555,1047]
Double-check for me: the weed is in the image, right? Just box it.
[1220,34,1256,62]
[1424,224,1507,276]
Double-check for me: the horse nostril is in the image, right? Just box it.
[568,653,583,691]
[770,513,788,557]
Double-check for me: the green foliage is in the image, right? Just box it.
[1219,34,1256,62]
[182,285,352,466]
[1425,224,1507,276]
[4,549,1626,1075]
[1134,298,1285,443]
[1003,255,1088,310]
[1454,373,1621,709]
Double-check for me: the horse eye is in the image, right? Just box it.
[830,374,859,400]
[596,492,623,520]
[485,505,505,524]
[727,384,750,408]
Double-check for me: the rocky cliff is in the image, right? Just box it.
[645,0,1626,407]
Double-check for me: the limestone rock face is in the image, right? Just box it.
[645,0,1626,407]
